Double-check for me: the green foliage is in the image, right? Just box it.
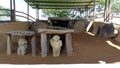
[42,9,85,19]
[99,0,106,6]
[0,5,10,15]
[111,0,120,11]
[99,0,120,11]
[0,5,10,20]
[42,0,120,19]
[42,9,69,18]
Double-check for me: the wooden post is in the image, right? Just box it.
[104,0,111,22]
[41,33,47,57]
[13,0,16,21]
[7,34,12,55]
[31,35,36,56]
[27,0,29,22]
[93,0,96,20]
[65,33,73,56]
[85,7,88,19]
[92,0,97,34]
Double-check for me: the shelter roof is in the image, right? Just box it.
[24,0,100,9]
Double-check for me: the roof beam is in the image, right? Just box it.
[87,0,94,7]
[29,2,89,5]
[29,4,94,7]
[32,6,93,9]
[25,0,99,3]
[24,0,100,9]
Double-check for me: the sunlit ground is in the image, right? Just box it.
[96,40,120,64]
[106,40,120,50]
[86,32,95,36]
[105,40,120,64]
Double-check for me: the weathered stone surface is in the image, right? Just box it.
[0,34,6,53]
[30,22,49,34]
[99,24,116,38]
[50,35,62,57]
[17,37,27,56]
[73,20,88,33]
[92,22,100,34]
[0,22,28,53]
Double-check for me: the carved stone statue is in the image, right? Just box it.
[17,37,27,56]
[50,35,62,57]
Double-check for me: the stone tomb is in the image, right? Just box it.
[38,26,74,57]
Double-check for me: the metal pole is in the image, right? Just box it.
[13,0,15,21]
[93,0,96,21]
[10,0,15,22]
[13,0,15,10]
[36,7,39,22]
[10,0,12,9]
[10,0,12,22]
[27,0,29,22]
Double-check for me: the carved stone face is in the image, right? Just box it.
[52,35,60,41]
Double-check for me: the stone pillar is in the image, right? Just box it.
[31,35,36,56]
[41,33,47,57]
[65,33,73,56]
[7,34,12,55]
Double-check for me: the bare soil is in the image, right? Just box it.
[0,33,120,64]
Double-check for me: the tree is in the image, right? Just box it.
[42,9,85,19]
[42,0,120,19]
[0,5,10,20]
[111,0,120,11]
[99,0,120,11]
[42,9,69,18]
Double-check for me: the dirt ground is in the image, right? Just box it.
[0,33,120,64]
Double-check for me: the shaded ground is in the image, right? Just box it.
[0,33,120,64]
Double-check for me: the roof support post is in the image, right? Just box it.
[36,6,39,22]
[104,0,111,22]
[93,0,96,21]
[27,0,30,22]
[10,0,16,22]
[10,0,12,22]
[85,7,88,19]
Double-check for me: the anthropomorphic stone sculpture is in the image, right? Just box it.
[50,35,62,57]
[17,37,27,56]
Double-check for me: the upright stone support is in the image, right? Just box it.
[41,33,47,57]
[65,33,73,56]
[31,35,36,56]
[7,34,12,55]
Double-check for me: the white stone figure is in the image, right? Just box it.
[17,37,27,56]
[50,35,62,57]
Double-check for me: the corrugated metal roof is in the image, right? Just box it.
[24,0,100,9]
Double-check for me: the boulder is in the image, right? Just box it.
[73,20,88,33]
[99,24,118,38]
